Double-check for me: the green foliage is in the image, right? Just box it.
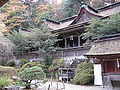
[42,57,53,77]
[13,80,24,87]
[29,26,58,57]
[6,61,16,67]
[63,0,84,17]
[8,31,31,55]
[9,26,58,57]
[17,0,52,30]
[83,13,120,39]
[74,62,94,85]
[48,59,65,77]
[0,77,12,88]
[0,0,27,31]
[20,59,29,66]
[19,66,45,81]
[19,66,46,89]
[0,60,7,66]
[20,62,44,71]
[0,66,17,77]
[49,59,65,71]
[0,0,52,31]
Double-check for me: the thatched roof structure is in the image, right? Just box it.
[86,34,120,56]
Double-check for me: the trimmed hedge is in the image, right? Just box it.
[74,62,94,85]
[0,66,17,77]
[19,66,46,89]
[20,62,44,71]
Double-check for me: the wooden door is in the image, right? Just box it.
[105,61,115,73]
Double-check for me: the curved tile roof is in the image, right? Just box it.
[43,2,120,31]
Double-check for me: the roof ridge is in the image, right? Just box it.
[81,3,98,13]
[43,15,77,24]
[58,15,77,22]
[92,33,120,40]
[97,2,120,11]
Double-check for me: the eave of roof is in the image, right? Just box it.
[86,54,120,59]
[71,5,103,25]
[52,21,88,34]
[58,15,77,22]
[86,53,120,56]
[97,1,120,11]
[92,33,120,41]
[43,15,77,24]
[43,18,59,24]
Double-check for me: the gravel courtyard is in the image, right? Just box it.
[37,81,120,90]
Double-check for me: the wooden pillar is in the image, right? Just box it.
[105,62,107,73]
[65,38,67,48]
[117,59,120,68]
[101,61,104,73]
[62,51,64,57]
[61,69,62,82]
[78,36,80,46]
[67,69,69,83]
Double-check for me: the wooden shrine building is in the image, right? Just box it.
[86,34,120,86]
[15,2,120,63]
[43,2,120,64]
[43,2,120,84]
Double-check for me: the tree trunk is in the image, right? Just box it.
[25,81,31,89]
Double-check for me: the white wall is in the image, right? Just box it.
[94,64,103,85]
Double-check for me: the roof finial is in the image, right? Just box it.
[81,2,86,5]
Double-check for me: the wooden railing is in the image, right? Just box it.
[52,46,90,59]
[16,46,90,63]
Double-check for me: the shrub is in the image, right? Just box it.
[83,13,120,39]
[0,66,17,77]
[20,62,44,71]
[6,61,16,67]
[19,66,46,89]
[0,60,8,66]
[0,77,12,88]
[48,59,65,72]
[74,62,94,85]
[16,68,21,73]
[48,59,65,77]
[20,59,29,66]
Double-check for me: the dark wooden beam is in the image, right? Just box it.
[87,54,120,61]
